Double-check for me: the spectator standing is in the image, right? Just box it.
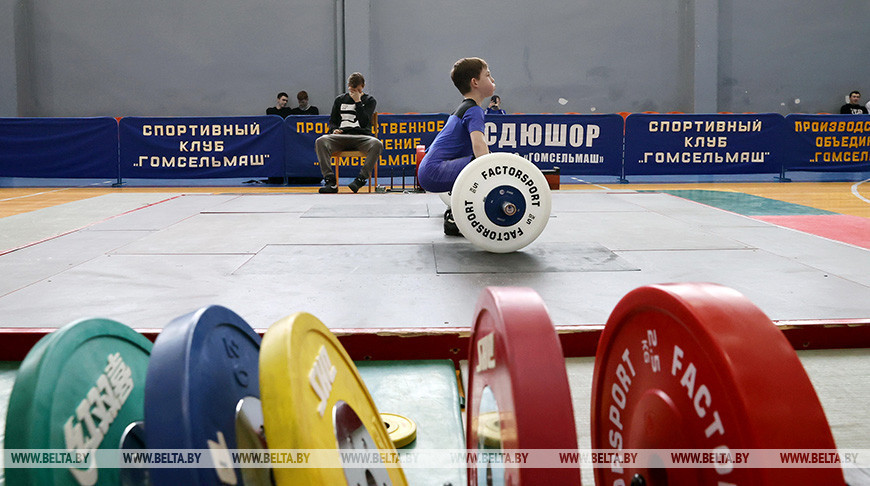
[485,95,506,115]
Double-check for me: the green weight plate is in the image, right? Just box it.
[4,318,152,485]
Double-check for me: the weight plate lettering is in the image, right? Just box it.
[451,153,551,253]
[144,305,261,485]
[466,287,581,484]
[591,283,845,485]
[4,318,152,485]
[259,312,408,485]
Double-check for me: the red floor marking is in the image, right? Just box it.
[754,215,870,249]
[0,195,181,256]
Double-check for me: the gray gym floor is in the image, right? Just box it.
[1,190,869,330]
[1,189,869,485]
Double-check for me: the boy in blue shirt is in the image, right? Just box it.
[418,57,496,235]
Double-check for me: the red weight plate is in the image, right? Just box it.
[591,283,845,485]
[466,287,581,485]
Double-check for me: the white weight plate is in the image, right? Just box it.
[450,153,551,253]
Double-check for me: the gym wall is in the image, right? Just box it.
[2,0,869,118]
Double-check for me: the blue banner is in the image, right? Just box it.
[284,114,447,178]
[484,114,624,176]
[623,113,786,175]
[377,114,447,177]
[119,116,284,178]
[284,115,326,178]
[4,114,867,181]
[0,117,119,178]
[783,114,870,172]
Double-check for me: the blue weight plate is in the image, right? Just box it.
[144,305,261,486]
[484,185,527,227]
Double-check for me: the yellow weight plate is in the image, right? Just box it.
[260,312,408,486]
[381,413,417,449]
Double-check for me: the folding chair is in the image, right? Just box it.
[331,112,379,192]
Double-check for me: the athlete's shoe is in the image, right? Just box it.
[444,209,461,236]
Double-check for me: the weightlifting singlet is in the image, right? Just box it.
[418,99,486,193]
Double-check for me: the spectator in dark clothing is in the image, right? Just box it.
[840,91,869,114]
[266,92,292,118]
[289,91,319,115]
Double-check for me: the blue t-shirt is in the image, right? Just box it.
[424,99,486,164]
